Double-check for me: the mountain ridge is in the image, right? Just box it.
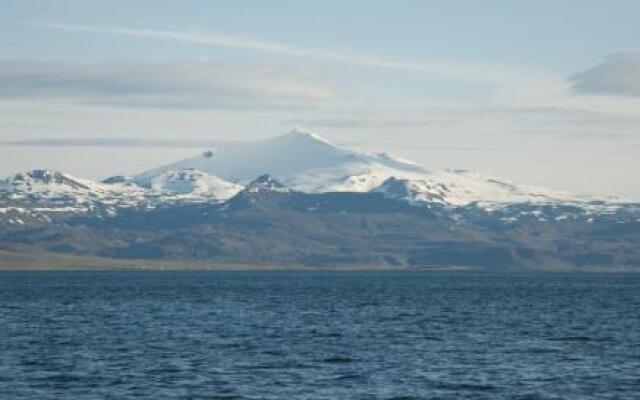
[1,129,639,270]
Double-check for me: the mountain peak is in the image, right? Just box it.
[135,128,429,191]
[2,169,92,191]
[244,174,292,193]
[372,177,450,205]
[16,169,66,182]
[280,128,334,146]
[147,168,242,197]
[102,175,136,185]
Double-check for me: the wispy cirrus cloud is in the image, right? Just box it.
[30,22,548,85]
[0,59,334,109]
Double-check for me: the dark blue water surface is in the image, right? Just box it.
[1,271,639,399]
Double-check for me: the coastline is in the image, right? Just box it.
[1,249,637,272]
[0,249,476,271]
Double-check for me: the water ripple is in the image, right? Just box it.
[1,270,639,399]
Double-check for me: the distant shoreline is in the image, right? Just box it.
[0,249,472,271]
[1,249,637,273]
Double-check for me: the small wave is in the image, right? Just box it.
[314,332,342,338]
[522,347,561,354]
[522,376,560,383]
[41,373,84,384]
[513,392,559,400]
[241,363,286,370]
[384,396,421,400]
[333,373,366,381]
[548,336,592,342]
[261,349,284,356]
[323,356,354,364]
[425,379,498,391]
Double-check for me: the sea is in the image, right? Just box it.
[1,270,639,399]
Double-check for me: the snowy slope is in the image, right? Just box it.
[139,168,242,199]
[0,170,147,206]
[0,169,148,223]
[0,168,241,224]
[1,169,106,196]
[136,128,427,193]
[370,172,594,207]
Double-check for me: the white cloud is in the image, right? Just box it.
[0,60,334,109]
[570,51,640,97]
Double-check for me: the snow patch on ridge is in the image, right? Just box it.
[371,170,607,208]
[244,174,292,193]
[144,168,242,199]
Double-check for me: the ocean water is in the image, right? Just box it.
[1,271,639,400]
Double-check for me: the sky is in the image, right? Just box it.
[1,0,639,198]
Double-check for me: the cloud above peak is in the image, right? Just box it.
[570,51,640,97]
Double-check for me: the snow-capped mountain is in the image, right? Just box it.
[0,168,241,224]
[2,131,639,270]
[0,169,147,224]
[0,169,149,206]
[135,128,427,193]
[1,169,102,195]
[0,129,631,227]
[136,128,608,207]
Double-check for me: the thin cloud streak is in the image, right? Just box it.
[0,59,334,109]
[2,137,216,148]
[31,22,546,85]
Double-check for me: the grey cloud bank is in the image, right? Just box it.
[570,51,640,97]
[0,60,333,109]
[1,137,215,148]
